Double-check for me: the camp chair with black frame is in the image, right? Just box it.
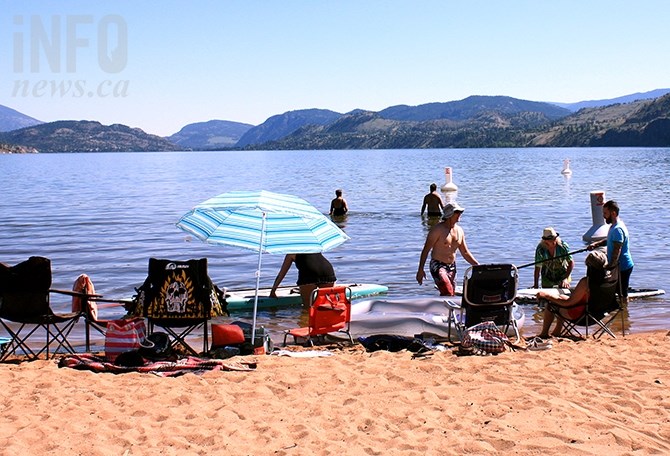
[131,258,227,356]
[0,256,95,361]
[549,275,624,339]
[283,286,354,346]
[451,263,521,344]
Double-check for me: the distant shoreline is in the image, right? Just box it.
[0,143,37,154]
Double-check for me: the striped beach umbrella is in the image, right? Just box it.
[176,190,350,339]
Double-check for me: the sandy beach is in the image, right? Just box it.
[1,331,669,455]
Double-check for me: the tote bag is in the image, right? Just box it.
[105,318,147,363]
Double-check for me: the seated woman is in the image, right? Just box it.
[536,250,608,338]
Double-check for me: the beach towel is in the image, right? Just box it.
[58,353,256,377]
[71,274,96,317]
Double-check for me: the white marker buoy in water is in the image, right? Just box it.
[582,190,609,241]
[561,159,572,175]
[440,167,458,192]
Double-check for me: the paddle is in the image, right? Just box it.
[517,247,589,269]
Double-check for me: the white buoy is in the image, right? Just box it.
[440,167,458,192]
[582,190,609,242]
[561,159,572,176]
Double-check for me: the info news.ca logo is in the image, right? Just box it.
[12,14,130,98]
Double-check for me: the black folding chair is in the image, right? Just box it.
[0,257,93,361]
[550,279,624,339]
[453,263,521,343]
[131,258,227,356]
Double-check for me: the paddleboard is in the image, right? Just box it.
[515,287,666,304]
[224,283,389,311]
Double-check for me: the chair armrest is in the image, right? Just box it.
[90,296,136,311]
[444,300,461,310]
[50,288,103,299]
[542,298,585,311]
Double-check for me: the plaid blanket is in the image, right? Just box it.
[58,353,256,377]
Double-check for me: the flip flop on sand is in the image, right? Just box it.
[526,337,553,351]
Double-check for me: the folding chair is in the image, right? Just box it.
[131,258,227,356]
[283,286,354,346]
[550,279,624,339]
[0,257,93,361]
[452,264,521,343]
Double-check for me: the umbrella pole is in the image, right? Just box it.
[251,212,267,342]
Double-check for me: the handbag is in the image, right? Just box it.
[105,318,147,363]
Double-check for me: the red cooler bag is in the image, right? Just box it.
[211,324,245,349]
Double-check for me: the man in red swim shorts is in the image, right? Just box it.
[416,203,479,296]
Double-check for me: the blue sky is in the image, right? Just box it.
[2,1,669,136]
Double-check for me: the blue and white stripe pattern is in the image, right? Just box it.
[176,190,350,254]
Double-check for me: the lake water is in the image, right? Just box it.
[1,147,669,348]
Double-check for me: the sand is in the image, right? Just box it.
[1,331,669,455]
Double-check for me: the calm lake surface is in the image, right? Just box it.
[2,147,669,347]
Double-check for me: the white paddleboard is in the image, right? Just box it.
[515,287,665,304]
[224,283,389,311]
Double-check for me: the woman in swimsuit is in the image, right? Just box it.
[269,253,337,307]
[329,189,348,217]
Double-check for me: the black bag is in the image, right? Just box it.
[114,350,146,367]
[139,332,173,361]
[358,335,432,353]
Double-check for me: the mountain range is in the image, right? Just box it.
[1,88,669,152]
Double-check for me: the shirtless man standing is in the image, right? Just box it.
[416,202,479,295]
[420,183,444,217]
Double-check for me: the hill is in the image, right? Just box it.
[253,96,571,149]
[531,93,670,147]
[0,121,183,152]
[240,97,569,149]
[0,105,43,132]
[379,95,570,121]
[235,108,342,147]
[167,120,254,150]
[253,94,670,150]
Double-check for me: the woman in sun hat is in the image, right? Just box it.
[533,227,574,289]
